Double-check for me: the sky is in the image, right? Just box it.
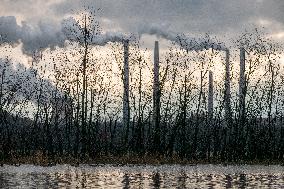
[1,0,284,54]
[1,0,284,117]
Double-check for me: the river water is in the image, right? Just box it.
[0,164,283,188]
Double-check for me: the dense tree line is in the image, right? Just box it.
[0,10,284,164]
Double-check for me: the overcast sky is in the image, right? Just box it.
[1,0,284,54]
[1,0,284,114]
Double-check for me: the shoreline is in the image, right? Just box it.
[1,154,283,167]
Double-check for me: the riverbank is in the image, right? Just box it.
[1,152,283,167]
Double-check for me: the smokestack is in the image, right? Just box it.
[153,41,160,101]
[153,41,161,151]
[224,49,232,124]
[239,47,246,120]
[123,40,130,141]
[208,71,214,118]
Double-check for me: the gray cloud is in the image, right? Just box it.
[1,0,284,55]
[52,0,284,36]
[0,16,65,54]
[0,16,134,55]
[62,17,134,45]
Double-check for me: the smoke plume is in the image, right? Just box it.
[61,17,135,46]
[0,16,134,56]
[0,16,226,56]
[138,23,227,51]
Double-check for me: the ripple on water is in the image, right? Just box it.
[0,164,284,188]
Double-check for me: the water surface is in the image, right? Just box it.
[1,164,284,188]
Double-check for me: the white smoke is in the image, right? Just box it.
[0,16,65,54]
[93,31,136,45]
[138,23,227,51]
[0,16,135,55]
[0,16,226,56]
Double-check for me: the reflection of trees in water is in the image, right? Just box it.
[206,174,214,189]
[224,174,233,188]
[177,170,187,188]
[122,173,130,189]
[80,172,87,188]
[122,172,144,189]
[239,174,247,189]
[1,166,284,188]
[135,173,144,188]
[0,174,9,188]
[152,172,161,189]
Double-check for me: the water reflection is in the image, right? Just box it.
[0,164,284,188]
[122,173,130,189]
[239,173,247,188]
[224,174,233,188]
[152,172,161,188]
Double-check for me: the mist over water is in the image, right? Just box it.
[1,164,284,188]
